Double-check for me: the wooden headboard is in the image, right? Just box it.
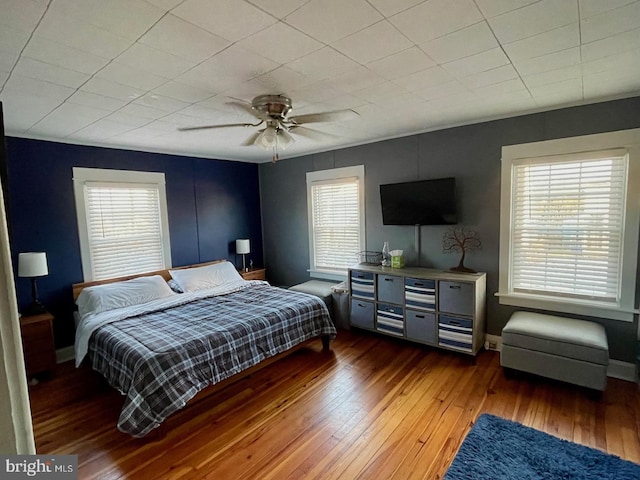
[72,260,224,300]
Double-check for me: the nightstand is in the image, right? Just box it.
[19,311,56,378]
[240,268,266,281]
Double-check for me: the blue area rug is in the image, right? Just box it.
[445,413,640,480]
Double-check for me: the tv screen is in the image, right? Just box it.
[380,177,457,225]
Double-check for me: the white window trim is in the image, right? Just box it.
[73,167,172,281]
[306,165,365,282]
[497,128,640,322]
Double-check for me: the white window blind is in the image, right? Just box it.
[510,154,627,303]
[311,178,361,271]
[84,182,167,280]
[73,167,171,282]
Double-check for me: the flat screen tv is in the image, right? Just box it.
[380,177,457,225]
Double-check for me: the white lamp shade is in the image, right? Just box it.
[18,252,48,277]
[257,126,277,149]
[236,239,250,255]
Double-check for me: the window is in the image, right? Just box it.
[498,129,640,322]
[307,166,365,281]
[73,168,171,281]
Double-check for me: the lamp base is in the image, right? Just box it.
[22,301,46,317]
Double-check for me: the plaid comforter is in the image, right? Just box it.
[86,283,336,437]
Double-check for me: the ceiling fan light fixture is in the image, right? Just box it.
[277,129,295,150]
[257,125,277,149]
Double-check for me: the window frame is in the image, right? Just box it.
[72,167,172,282]
[497,129,640,322]
[306,165,365,281]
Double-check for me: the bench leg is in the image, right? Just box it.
[321,335,331,352]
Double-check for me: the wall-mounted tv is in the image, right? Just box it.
[380,177,457,225]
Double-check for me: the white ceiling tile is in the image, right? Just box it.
[474,0,540,18]
[502,24,579,63]
[393,66,454,92]
[244,67,317,94]
[71,119,134,140]
[284,0,383,44]
[13,57,90,89]
[579,0,637,18]
[529,77,583,99]
[442,47,510,78]
[50,0,165,41]
[580,1,640,43]
[23,36,110,75]
[582,27,640,62]
[144,0,184,10]
[367,47,436,80]
[389,0,483,44]
[173,0,276,42]
[352,81,410,103]
[178,104,226,122]
[2,74,75,101]
[81,77,146,102]
[0,25,32,55]
[513,47,581,77]
[522,65,582,88]
[238,22,323,64]
[35,10,131,59]
[419,22,499,64]
[116,43,195,78]
[246,0,310,19]
[97,62,169,91]
[322,67,386,95]
[30,102,111,137]
[105,111,154,128]
[474,78,529,98]
[332,21,412,64]
[366,0,424,18]
[117,103,168,120]
[139,14,231,64]
[288,81,344,104]
[0,51,18,74]
[488,0,578,44]
[581,50,640,76]
[287,47,360,82]
[152,81,214,103]
[0,71,8,85]
[133,93,190,113]
[176,45,279,92]
[67,91,128,111]
[583,70,640,98]
[461,64,519,89]
[414,80,469,101]
[0,0,48,31]
[0,93,64,131]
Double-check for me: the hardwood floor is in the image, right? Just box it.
[29,330,640,479]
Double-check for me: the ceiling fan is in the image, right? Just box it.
[178,94,359,162]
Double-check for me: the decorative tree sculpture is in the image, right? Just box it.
[442,226,482,273]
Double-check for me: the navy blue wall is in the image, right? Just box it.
[6,138,263,348]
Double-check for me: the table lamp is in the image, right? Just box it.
[18,252,48,315]
[236,239,250,272]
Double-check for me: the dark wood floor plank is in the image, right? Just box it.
[27,330,640,479]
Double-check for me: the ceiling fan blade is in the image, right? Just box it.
[288,109,359,125]
[177,121,261,132]
[289,125,339,142]
[241,131,262,147]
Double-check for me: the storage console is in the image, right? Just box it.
[349,265,486,356]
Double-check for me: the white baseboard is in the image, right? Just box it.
[55,346,75,364]
[484,334,637,383]
[607,359,637,382]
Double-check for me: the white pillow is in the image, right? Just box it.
[76,275,175,318]
[169,261,243,292]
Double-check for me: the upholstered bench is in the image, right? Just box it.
[501,312,609,391]
[289,280,337,323]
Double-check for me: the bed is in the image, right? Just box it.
[72,260,336,437]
